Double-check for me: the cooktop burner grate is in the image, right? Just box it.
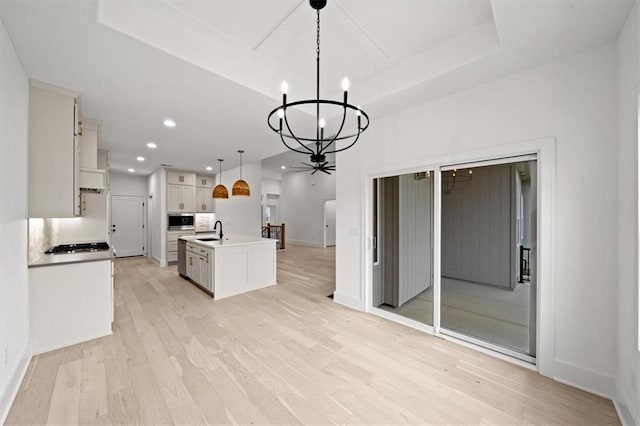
[45,242,110,254]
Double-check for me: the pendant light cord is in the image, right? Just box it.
[316,9,321,148]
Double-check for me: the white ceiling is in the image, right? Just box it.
[0,0,634,176]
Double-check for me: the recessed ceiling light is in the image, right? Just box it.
[128,168,135,173]
[163,119,176,128]
[281,165,286,170]
[206,166,213,171]
[136,156,145,162]
[146,142,157,149]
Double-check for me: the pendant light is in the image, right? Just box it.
[212,159,229,199]
[232,149,250,197]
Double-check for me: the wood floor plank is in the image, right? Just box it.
[78,343,109,423]
[46,359,82,425]
[5,245,621,425]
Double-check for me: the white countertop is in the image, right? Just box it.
[180,233,276,249]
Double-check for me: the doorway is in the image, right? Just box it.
[370,155,538,362]
[111,195,145,257]
[324,199,336,247]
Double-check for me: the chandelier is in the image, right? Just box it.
[267,0,369,175]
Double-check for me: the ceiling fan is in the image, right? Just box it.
[288,161,336,175]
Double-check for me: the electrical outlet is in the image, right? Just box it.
[631,369,637,393]
[2,347,7,366]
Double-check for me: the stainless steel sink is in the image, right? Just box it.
[197,238,219,242]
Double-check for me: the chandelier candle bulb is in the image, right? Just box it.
[281,81,288,105]
[342,77,349,104]
[341,77,350,91]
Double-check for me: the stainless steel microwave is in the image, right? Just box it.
[168,213,195,230]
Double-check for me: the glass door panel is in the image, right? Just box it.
[440,159,537,357]
[372,171,434,326]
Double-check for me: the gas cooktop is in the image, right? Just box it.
[45,242,110,255]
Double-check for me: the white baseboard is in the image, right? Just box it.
[613,378,639,426]
[332,292,365,311]
[0,341,32,425]
[551,358,614,398]
[151,254,161,265]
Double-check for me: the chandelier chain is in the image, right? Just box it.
[316,10,320,58]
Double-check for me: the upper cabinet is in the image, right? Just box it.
[168,171,195,186]
[28,80,82,218]
[196,175,214,188]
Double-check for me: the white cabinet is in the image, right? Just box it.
[196,175,214,188]
[167,184,195,212]
[30,260,112,354]
[167,184,182,212]
[168,171,195,186]
[167,230,195,263]
[28,80,82,218]
[186,243,212,293]
[195,187,214,213]
[182,186,195,211]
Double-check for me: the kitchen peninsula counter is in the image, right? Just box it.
[179,234,277,300]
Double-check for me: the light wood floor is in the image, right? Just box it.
[7,244,619,425]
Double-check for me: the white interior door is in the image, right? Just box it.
[111,195,144,257]
[324,200,336,247]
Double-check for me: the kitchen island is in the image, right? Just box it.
[178,234,277,300]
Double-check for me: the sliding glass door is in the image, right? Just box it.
[371,156,537,361]
[372,171,434,326]
[440,159,537,359]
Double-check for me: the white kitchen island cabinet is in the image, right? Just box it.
[180,235,277,300]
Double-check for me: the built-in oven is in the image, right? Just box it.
[168,213,195,230]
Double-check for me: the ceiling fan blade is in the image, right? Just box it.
[319,168,331,175]
[311,168,319,175]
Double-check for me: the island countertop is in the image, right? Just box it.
[179,234,277,249]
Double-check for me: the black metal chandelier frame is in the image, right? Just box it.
[267,0,370,174]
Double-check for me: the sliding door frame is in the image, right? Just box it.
[362,137,555,374]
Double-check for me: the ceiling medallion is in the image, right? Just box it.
[267,0,369,175]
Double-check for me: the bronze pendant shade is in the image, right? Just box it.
[212,158,229,199]
[232,150,250,197]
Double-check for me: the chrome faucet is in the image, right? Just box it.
[214,220,223,239]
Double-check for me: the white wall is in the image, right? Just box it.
[147,168,164,264]
[110,172,148,197]
[280,171,336,246]
[615,3,640,424]
[261,178,281,196]
[0,18,31,423]
[336,43,619,397]
[213,161,262,237]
